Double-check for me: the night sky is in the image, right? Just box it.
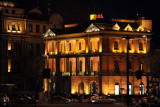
[9,0,160,45]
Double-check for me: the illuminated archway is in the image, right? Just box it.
[78,82,84,94]
[90,81,98,95]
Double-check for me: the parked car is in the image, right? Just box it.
[88,96,116,104]
[48,96,71,104]
[13,95,36,104]
[0,93,10,106]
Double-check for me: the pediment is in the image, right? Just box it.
[44,29,56,37]
[85,23,100,33]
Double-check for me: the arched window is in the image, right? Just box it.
[78,82,84,94]
[114,41,119,50]
[90,81,98,95]
[139,42,143,51]
[129,82,132,95]
[80,60,82,72]
[114,60,119,74]
[140,83,144,95]
[115,82,119,95]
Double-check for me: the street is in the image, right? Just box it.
[7,103,126,107]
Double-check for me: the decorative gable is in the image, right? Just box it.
[112,23,120,31]
[137,25,144,32]
[124,24,133,31]
[85,23,100,33]
[44,29,56,37]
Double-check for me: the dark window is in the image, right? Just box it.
[69,43,71,51]
[79,42,81,50]
[5,9,8,13]
[29,43,34,56]
[129,61,132,69]
[18,24,20,31]
[36,25,40,33]
[36,44,40,56]
[114,60,120,74]
[114,41,119,50]
[12,24,16,30]
[11,42,17,54]
[29,24,32,32]
[80,61,82,72]
[43,25,46,33]
[12,10,15,14]
[11,61,20,73]
[139,42,143,51]
[8,24,10,30]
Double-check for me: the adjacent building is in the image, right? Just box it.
[0,1,63,91]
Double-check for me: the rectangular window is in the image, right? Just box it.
[36,44,40,56]
[79,42,81,50]
[43,25,46,33]
[69,43,71,51]
[36,24,40,33]
[29,43,34,56]
[12,24,16,30]
[11,42,17,54]
[12,10,15,14]
[29,24,32,32]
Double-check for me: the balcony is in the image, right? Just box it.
[62,72,70,76]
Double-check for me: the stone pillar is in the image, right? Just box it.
[99,55,102,95]
[55,56,62,94]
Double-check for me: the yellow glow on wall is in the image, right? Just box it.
[8,41,11,50]
[86,47,89,53]
[112,23,120,30]
[44,79,48,92]
[71,89,76,94]
[124,24,133,31]
[8,59,11,72]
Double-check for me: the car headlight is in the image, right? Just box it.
[91,100,95,103]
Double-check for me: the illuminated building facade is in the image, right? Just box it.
[0,1,63,90]
[44,18,152,95]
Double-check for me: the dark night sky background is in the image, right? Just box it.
[8,0,160,46]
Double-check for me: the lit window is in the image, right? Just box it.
[140,83,144,95]
[129,83,132,95]
[115,83,119,95]
[114,41,119,50]
[139,42,143,51]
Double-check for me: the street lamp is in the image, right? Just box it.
[122,35,133,107]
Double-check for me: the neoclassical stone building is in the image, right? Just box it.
[44,18,152,95]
